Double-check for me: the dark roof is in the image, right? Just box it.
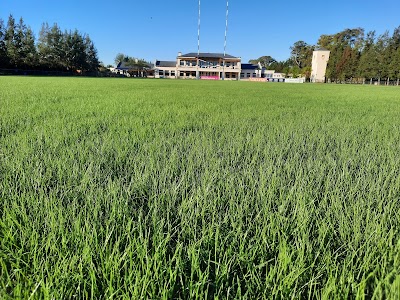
[156,60,176,67]
[241,63,258,70]
[116,61,131,69]
[116,61,153,69]
[179,52,238,59]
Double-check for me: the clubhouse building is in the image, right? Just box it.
[155,52,241,80]
[113,51,303,81]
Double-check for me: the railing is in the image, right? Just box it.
[179,65,238,70]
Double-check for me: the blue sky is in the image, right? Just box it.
[1,0,399,66]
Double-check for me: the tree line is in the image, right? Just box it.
[250,26,400,83]
[0,15,99,72]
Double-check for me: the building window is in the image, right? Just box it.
[159,70,164,76]
[252,73,256,77]
[180,72,184,76]
[240,73,244,78]
[171,71,175,76]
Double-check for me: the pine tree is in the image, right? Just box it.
[14,17,26,68]
[375,31,391,82]
[22,26,37,69]
[37,22,51,69]
[318,28,364,82]
[48,24,65,70]
[358,31,377,81]
[84,35,99,72]
[387,26,400,82]
[37,23,65,70]
[2,15,101,73]
[15,17,37,69]
[63,30,86,71]
[0,18,8,68]
[5,15,17,68]
[388,47,400,82]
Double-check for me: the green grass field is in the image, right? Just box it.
[1,77,400,299]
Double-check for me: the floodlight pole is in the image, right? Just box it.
[222,0,229,81]
[222,59,225,80]
[196,0,201,80]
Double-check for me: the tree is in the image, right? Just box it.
[15,17,37,69]
[268,60,291,73]
[375,31,391,81]
[0,18,8,68]
[336,46,358,81]
[37,23,65,70]
[84,35,99,72]
[49,23,65,69]
[37,22,50,68]
[318,28,364,82]
[358,31,378,81]
[290,65,300,78]
[289,41,314,79]
[5,15,17,67]
[24,27,37,68]
[248,55,277,68]
[1,14,100,73]
[63,30,86,71]
[248,57,294,76]
[388,47,400,82]
[114,53,129,66]
[290,41,314,69]
[387,26,400,82]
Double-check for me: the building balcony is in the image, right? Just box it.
[178,65,240,71]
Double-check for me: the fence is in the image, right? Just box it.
[0,68,109,77]
[327,78,400,86]
[0,68,75,76]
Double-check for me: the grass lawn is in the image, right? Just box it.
[1,77,400,299]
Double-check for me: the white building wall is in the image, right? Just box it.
[311,50,330,83]
[155,66,177,79]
